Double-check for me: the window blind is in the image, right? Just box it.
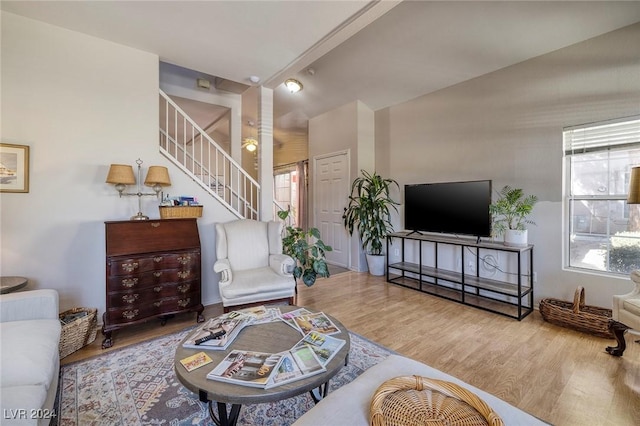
[564,116,640,155]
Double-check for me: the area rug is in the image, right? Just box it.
[53,327,393,426]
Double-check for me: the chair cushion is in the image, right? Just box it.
[0,319,61,389]
[220,267,295,299]
[0,385,48,425]
[223,220,270,271]
[622,297,640,316]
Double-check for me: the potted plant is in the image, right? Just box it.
[277,208,332,287]
[489,185,538,246]
[343,170,400,276]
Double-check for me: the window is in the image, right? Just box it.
[564,116,640,275]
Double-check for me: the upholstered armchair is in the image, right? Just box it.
[214,219,296,312]
[606,270,640,356]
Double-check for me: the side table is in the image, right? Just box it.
[0,276,28,294]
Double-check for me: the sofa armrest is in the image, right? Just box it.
[270,254,295,277]
[214,259,233,287]
[0,289,59,323]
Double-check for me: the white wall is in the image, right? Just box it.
[378,22,640,308]
[0,12,231,317]
[309,100,375,272]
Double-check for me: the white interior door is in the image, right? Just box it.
[314,151,350,267]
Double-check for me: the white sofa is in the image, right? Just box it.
[293,354,547,425]
[0,290,61,425]
[214,219,296,311]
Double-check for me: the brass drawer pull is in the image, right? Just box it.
[151,222,160,228]
[121,278,138,288]
[122,294,139,304]
[177,271,191,279]
[122,310,139,320]
[153,256,163,263]
[177,255,191,265]
[121,262,139,273]
[178,284,190,293]
[154,286,162,292]
[153,271,163,277]
[177,298,190,308]
[153,301,162,307]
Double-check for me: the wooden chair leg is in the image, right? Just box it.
[606,319,630,357]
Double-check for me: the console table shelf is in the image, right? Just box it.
[386,232,534,320]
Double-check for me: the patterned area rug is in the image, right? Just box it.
[54,328,393,425]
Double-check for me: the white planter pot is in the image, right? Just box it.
[504,229,528,247]
[366,254,386,276]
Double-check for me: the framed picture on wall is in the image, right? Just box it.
[0,143,30,193]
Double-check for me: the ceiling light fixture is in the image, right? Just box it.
[242,120,258,152]
[243,138,258,152]
[285,78,303,93]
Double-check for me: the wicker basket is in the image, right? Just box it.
[370,375,504,426]
[59,307,98,359]
[539,286,613,338]
[159,205,203,219]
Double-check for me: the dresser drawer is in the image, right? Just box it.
[107,281,200,306]
[106,265,199,291]
[107,251,200,276]
[106,294,200,325]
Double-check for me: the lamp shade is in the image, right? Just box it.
[106,164,135,185]
[144,166,171,187]
[628,166,640,204]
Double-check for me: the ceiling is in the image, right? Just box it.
[3,1,640,139]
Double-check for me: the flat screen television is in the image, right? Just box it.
[404,180,492,238]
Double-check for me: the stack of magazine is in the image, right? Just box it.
[206,330,346,389]
[182,306,283,351]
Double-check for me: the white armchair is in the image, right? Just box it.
[214,219,296,312]
[606,270,640,356]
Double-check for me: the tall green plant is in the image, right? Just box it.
[277,208,332,287]
[489,185,538,236]
[343,170,400,255]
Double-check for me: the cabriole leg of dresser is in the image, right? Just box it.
[101,312,114,348]
[196,303,205,323]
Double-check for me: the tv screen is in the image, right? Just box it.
[404,180,492,237]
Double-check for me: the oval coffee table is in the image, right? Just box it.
[174,306,351,426]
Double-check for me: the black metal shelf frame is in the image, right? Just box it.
[386,232,534,320]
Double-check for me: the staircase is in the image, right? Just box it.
[159,90,259,219]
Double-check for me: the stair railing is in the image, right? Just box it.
[159,90,260,220]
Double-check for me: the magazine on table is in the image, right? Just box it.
[237,305,282,324]
[207,345,326,389]
[207,350,282,388]
[182,311,253,351]
[179,351,213,372]
[279,307,312,332]
[292,331,346,366]
[266,345,326,388]
[292,312,340,336]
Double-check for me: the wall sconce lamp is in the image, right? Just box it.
[106,159,171,220]
[284,78,303,93]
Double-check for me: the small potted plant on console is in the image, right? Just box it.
[343,170,400,275]
[489,185,538,246]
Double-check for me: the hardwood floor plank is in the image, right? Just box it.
[63,271,640,425]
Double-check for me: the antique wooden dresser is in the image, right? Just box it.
[103,218,204,348]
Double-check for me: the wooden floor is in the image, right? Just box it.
[64,271,640,426]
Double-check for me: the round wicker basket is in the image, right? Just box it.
[370,375,504,426]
